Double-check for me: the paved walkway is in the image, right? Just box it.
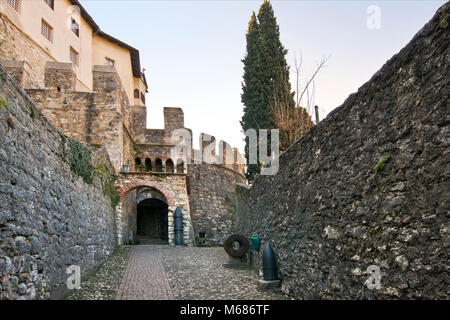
[116,246,174,300]
[116,245,289,300]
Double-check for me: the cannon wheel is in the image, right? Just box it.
[223,234,250,258]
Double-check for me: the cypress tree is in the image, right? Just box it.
[241,12,262,181]
[258,0,295,111]
[241,1,294,182]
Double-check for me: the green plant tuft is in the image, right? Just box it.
[104,178,120,209]
[29,106,37,119]
[95,163,119,209]
[0,95,9,109]
[68,138,93,184]
[374,152,391,173]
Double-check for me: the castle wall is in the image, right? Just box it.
[23,64,135,172]
[131,105,148,144]
[187,163,246,246]
[0,66,117,300]
[235,6,449,299]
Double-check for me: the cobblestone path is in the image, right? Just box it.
[116,245,290,300]
[116,246,174,300]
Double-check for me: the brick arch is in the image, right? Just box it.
[118,179,175,206]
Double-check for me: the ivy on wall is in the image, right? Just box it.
[68,138,93,184]
[95,163,120,209]
[60,137,119,208]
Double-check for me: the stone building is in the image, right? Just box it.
[0,0,246,247]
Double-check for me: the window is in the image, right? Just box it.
[176,160,184,174]
[44,0,54,10]
[134,89,140,99]
[135,158,142,171]
[145,158,152,171]
[105,57,114,66]
[140,92,145,104]
[155,159,163,172]
[7,0,20,12]
[41,19,53,42]
[70,47,79,67]
[165,159,174,173]
[71,18,79,37]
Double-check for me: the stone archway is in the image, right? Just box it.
[115,177,194,246]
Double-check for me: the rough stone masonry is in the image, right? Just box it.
[235,3,449,299]
[0,66,117,300]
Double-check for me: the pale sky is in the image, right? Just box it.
[80,0,446,152]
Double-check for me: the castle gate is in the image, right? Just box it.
[136,188,169,243]
[115,173,194,246]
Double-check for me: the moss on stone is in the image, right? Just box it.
[29,106,37,120]
[0,95,9,109]
[440,4,450,28]
[313,165,321,174]
[374,152,391,173]
[95,163,119,208]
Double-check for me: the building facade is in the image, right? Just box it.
[0,0,246,247]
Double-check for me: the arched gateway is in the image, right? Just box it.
[115,177,194,246]
[136,188,169,244]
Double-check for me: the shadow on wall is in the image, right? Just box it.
[235,3,450,300]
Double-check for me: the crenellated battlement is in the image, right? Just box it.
[10,61,136,172]
[131,105,245,177]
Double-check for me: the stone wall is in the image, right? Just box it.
[0,65,117,299]
[235,4,449,299]
[21,64,135,173]
[188,164,246,246]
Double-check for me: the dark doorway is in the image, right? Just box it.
[136,198,168,243]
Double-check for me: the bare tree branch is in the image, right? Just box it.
[298,55,330,104]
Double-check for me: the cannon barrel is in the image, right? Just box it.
[262,243,278,280]
[174,207,183,245]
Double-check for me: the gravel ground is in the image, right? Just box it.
[66,246,132,300]
[157,246,291,300]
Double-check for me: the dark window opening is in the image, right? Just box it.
[165,159,174,173]
[44,0,54,9]
[199,232,206,239]
[134,89,140,99]
[71,18,79,37]
[145,158,152,171]
[155,159,163,172]
[135,157,142,171]
[140,92,145,104]
[176,159,184,174]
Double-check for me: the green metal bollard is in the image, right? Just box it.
[250,237,261,251]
